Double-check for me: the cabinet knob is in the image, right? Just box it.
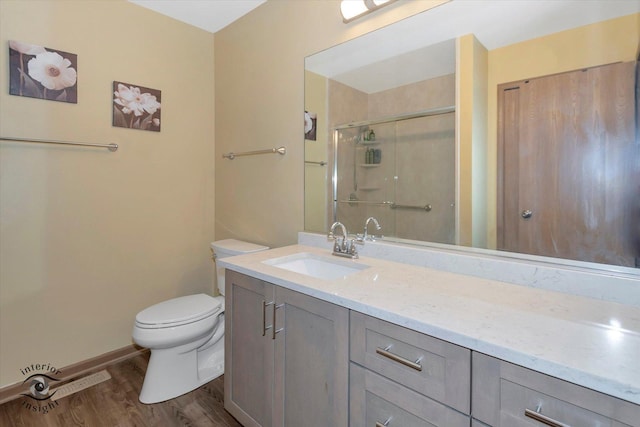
[521,209,533,219]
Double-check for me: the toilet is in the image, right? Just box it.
[132,239,268,404]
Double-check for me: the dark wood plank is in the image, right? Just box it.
[0,352,242,427]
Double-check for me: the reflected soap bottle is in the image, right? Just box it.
[373,148,381,164]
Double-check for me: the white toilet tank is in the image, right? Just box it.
[211,239,269,295]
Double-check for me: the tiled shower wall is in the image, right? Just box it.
[330,74,456,242]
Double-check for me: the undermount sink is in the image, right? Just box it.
[263,252,369,280]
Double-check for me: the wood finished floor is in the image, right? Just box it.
[0,352,243,427]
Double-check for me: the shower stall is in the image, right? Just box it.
[333,106,456,244]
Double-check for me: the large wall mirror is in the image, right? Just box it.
[304,0,640,273]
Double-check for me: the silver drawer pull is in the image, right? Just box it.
[262,300,274,336]
[525,408,570,427]
[375,417,392,427]
[376,346,423,371]
[272,303,284,340]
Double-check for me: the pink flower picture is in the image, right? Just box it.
[9,40,78,103]
[112,81,161,132]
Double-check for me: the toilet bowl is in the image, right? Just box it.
[132,239,268,404]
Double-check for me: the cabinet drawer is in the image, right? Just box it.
[472,352,640,427]
[350,363,470,427]
[350,311,471,413]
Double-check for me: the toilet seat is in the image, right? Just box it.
[135,294,222,329]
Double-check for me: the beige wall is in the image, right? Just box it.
[456,34,488,248]
[0,0,215,387]
[214,0,449,248]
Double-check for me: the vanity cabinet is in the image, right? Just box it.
[349,311,471,426]
[224,270,349,427]
[472,352,640,427]
[224,267,639,427]
[224,270,274,427]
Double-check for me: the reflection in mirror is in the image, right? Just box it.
[304,0,640,271]
[333,105,456,245]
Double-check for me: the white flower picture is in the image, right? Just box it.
[9,40,78,103]
[305,110,317,141]
[28,52,77,90]
[112,81,161,132]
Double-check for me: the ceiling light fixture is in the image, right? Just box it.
[340,0,397,23]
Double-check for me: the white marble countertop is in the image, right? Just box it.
[218,244,640,405]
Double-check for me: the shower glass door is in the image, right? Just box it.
[333,110,455,243]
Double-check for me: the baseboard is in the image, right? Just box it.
[0,344,147,405]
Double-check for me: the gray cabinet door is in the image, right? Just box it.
[224,270,275,427]
[350,363,470,427]
[350,311,470,413]
[273,286,349,427]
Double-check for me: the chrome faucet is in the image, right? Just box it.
[328,221,358,259]
[361,217,382,241]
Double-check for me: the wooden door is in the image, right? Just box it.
[497,61,639,267]
[272,287,349,427]
[224,270,274,427]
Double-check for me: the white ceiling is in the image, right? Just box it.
[128,0,266,34]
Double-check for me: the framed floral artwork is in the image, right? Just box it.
[305,110,317,141]
[9,40,78,103]
[112,81,161,132]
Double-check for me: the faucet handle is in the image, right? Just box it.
[347,239,359,258]
[340,236,349,251]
